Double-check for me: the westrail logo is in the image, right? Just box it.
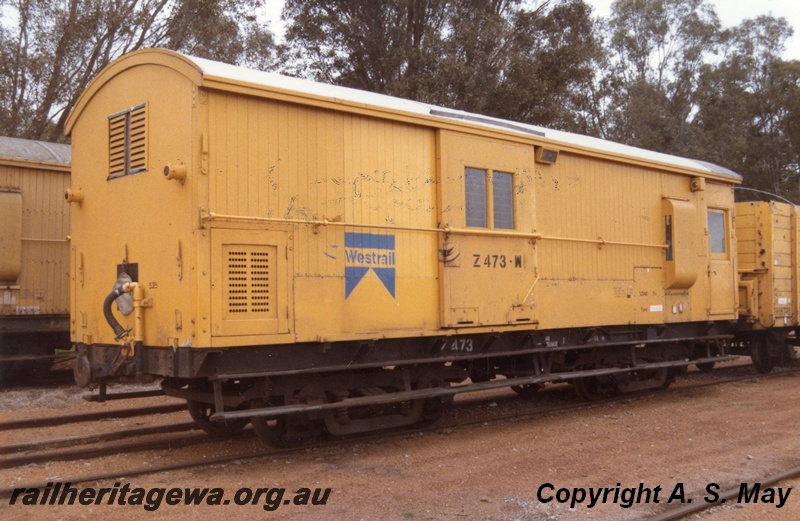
[344,232,396,299]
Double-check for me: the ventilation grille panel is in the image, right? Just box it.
[223,245,276,319]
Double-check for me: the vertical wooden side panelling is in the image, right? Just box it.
[207,91,438,338]
[4,166,71,314]
[265,100,278,218]
[255,100,268,217]
[209,92,222,212]
[246,96,260,219]
[277,101,291,221]
[538,156,657,283]
[306,104,319,275]
[297,105,311,276]
[235,94,248,215]
[231,93,242,214]
[313,110,344,277]
[734,203,756,271]
[771,203,794,324]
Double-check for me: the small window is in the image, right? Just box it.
[465,168,487,227]
[708,210,726,254]
[664,215,673,261]
[464,167,515,229]
[108,103,147,180]
[493,171,514,229]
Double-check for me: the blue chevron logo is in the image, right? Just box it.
[344,232,395,299]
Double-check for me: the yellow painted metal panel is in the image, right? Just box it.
[210,228,290,337]
[67,62,200,347]
[437,131,537,327]
[205,90,440,342]
[0,190,22,281]
[662,198,701,290]
[0,162,70,316]
[634,267,665,324]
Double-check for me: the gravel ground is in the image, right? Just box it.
[2,365,799,520]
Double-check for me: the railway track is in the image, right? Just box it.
[1,361,797,501]
[0,403,186,431]
[0,422,202,468]
[647,468,800,521]
[0,368,75,390]
[0,351,76,390]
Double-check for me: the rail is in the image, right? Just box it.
[20,237,69,243]
[200,209,668,250]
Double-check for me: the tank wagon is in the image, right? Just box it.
[0,136,71,379]
[66,49,743,444]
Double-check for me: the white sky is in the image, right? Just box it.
[264,0,800,61]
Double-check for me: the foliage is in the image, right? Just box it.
[0,0,275,142]
[2,0,800,200]
[281,0,601,129]
[591,0,721,154]
[692,15,800,201]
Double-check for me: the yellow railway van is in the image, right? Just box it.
[67,49,744,444]
[0,136,71,377]
[735,201,800,371]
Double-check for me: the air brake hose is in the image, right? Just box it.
[103,288,127,339]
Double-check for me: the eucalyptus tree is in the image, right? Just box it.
[281,0,450,99]
[0,0,276,142]
[281,0,601,129]
[599,0,721,154]
[693,16,800,201]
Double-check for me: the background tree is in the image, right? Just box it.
[281,0,601,128]
[598,0,720,155]
[692,16,800,201]
[0,0,276,142]
[281,0,451,100]
[568,0,799,201]
[2,0,800,201]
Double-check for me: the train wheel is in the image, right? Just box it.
[614,367,673,394]
[251,415,288,447]
[693,341,719,373]
[751,337,775,374]
[416,373,447,427]
[510,383,541,397]
[695,361,715,373]
[573,374,617,401]
[186,400,249,437]
[652,368,674,391]
[249,399,306,447]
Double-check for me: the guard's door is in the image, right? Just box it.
[437,131,537,327]
[707,206,736,317]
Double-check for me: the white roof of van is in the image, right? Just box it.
[191,55,741,182]
[0,136,71,165]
